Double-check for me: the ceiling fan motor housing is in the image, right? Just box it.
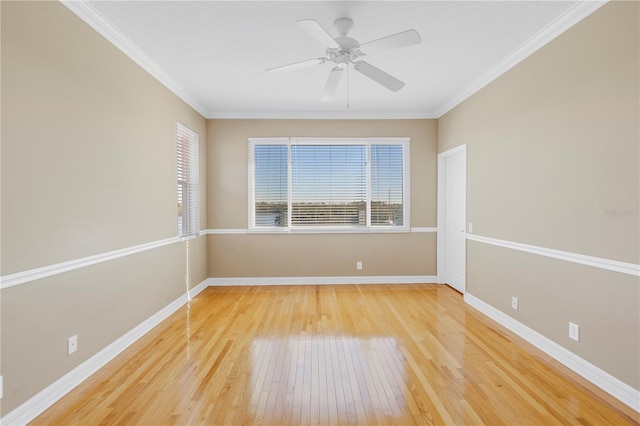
[327,17,363,64]
[333,17,353,36]
[267,17,421,98]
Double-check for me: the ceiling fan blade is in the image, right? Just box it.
[321,66,345,101]
[297,19,340,48]
[353,61,405,92]
[266,57,326,74]
[360,29,422,51]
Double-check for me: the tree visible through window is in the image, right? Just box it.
[249,138,409,231]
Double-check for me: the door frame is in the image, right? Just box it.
[437,144,467,290]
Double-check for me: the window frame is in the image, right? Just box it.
[177,122,200,239]
[248,137,410,233]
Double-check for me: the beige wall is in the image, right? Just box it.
[439,1,639,389]
[2,0,638,417]
[207,119,437,277]
[1,1,208,414]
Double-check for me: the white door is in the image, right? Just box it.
[438,146,466,293]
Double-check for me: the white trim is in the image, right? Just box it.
[60,1,208,117]
[437,145,467,285]
[466,234,640,277]
[287,141,293,230]
[257,226,412,234]
[0,237,183,289]
[60,0,605,121]
[0,226,432,290]
[366,141,372,228]
[410,227,437,233]
[206,276,437,286]
[204,228,431,235]
[403,141,411,229]
[435,0,608,117]
[464,292,640,413]
[205,111,439,120]
[438,144,468,158]
[203,229,249,235]
[0,280,209,426]
[290,137,409,145]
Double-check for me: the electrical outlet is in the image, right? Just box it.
[68,335,78,355]
[511,296,518,310]
[468,222,473,233]
[356,261,363,270]
[569,322,580,342]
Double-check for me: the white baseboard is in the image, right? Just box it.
[464,292,640,413]
[206,275,438,286]
[0,280,209,426]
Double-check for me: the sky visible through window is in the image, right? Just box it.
[256,145,402,203]
[292,145,366,204]
[253,142,404,227]
[371,145,403,205]
[254,145,287,204]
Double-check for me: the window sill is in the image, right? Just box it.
[247,226,411,234]
[178,233,201,241]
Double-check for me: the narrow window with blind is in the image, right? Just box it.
[249,138,409,232]
[177,123,200,238]
[371,144,404,226]
[254,144,288,227]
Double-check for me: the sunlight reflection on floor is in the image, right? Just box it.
[249,335,409,423]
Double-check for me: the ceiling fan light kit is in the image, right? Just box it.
[267,17,422,101]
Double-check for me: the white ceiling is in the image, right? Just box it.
[67,1,605,119]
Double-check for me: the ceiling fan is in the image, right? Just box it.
[267,18,422,101]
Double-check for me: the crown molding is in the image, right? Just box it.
[204,111,439,120]
[62,0,438,121]
[61,0,607,121]
[435,0,608,117]
[60,0,209,118]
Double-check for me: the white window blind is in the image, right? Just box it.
[254,144,288,227]
[292,144,366,226]
[371,145,404,226]
[249,138,409,232]
[177,123,199,237]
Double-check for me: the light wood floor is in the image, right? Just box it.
[33,285,638,425]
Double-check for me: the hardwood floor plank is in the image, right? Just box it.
[32,284,639,425]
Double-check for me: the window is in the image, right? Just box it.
[371,144,404,226]
[254,144,288,227]
[249,138,409,232]
[177,123,200,237]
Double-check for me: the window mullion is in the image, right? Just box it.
[248,141,255,228]
[366,141,372,228]
[287,139,292,231]
[403,141,410,228]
